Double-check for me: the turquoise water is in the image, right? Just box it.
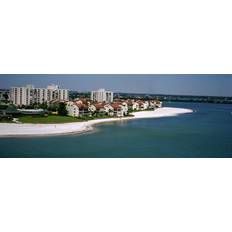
[0,102,232,157]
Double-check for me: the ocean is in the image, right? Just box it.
[0,102,232,157]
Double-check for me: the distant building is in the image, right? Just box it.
[91,89,113,103]
[10,84,69,106]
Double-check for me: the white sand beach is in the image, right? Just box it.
[0,107,193,137]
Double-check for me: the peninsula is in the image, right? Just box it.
[0,107,192,137]
[0,84,193,136]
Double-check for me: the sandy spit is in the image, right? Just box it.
[0,107,193,137]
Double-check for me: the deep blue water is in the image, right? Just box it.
[0,102,232,157]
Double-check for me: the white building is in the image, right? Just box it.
[138,101,149,110]
[111,102,128,117]
[66,102,79,117]
[120,102,128,115]
[91,89,113,103]
[10,84,69,106]
[155,101,162,108]
[103,104,114,116]
[132,102,139,111]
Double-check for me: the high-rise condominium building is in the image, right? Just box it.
[10,84,69,106]
[91,89,113,103]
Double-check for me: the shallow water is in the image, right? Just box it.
[0,102,232,157]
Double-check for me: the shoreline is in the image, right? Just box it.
[0,107,193,137]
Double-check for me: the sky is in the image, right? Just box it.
[0,74,232,97]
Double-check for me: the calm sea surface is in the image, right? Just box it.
[0,102,232,158]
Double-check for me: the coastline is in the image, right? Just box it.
[0,107,193,137]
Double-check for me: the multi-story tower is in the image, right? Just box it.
[91,89,113,103]
[10,84,69,106]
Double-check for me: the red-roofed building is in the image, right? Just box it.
[111,102,128,117]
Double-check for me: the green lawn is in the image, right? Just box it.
[18,115,83,124]
[17,114,134,124]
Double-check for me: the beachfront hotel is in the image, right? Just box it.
[10,84,69,106]
[91,89,114,103]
